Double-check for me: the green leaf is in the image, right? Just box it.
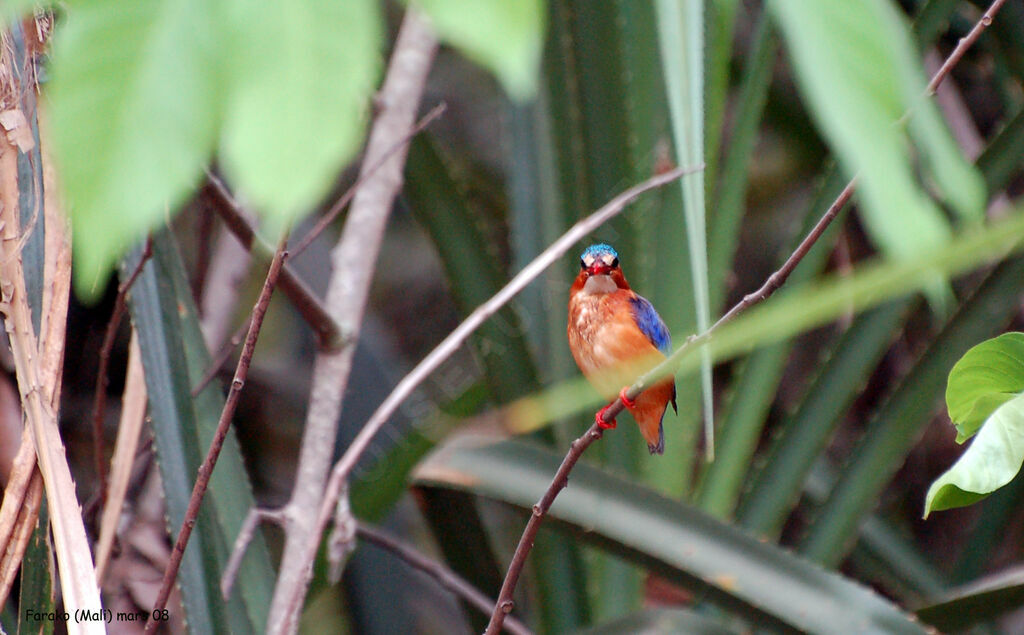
[48,0,219,297]
[219,0,381,224]
[415,438,926,633]
[946,332,1024,442]
[769,0,985,265]
[925,392,1024,517]
[413,0,544,99]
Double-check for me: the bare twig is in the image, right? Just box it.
[485,2,1009,630]
[144,237,289,633]
[356,522,532,635]
[283,164,701,628]
[221,507,288,599]
[926,0,1005,95]
[265,10,439,633]
[90,237,151,502]
[289,101,447,259]
[205,173,346,351]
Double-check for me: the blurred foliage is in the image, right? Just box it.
[2,0,1024,633]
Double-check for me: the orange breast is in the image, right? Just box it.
[568,289,666,398]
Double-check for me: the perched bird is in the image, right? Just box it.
[567,243,677,454]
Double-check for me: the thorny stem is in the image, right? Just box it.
[144,237,288,634]
[485,1,1008,630]
[89,237,152,505]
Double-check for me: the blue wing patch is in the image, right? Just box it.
[629,295,671,355]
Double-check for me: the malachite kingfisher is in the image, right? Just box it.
[567,243,677,454]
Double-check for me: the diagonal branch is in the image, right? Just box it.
[265,9,440,633]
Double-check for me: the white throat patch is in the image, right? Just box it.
[583,275,617,295]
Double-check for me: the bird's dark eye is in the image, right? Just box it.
[580,259,587,269]
[611,257,619,267]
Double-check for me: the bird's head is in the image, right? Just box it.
[575,243,629,293]
[580,243,620,276]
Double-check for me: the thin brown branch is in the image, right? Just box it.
[926,0,1005,95]
[289,101,447,259]
[356,522,532,635]
[266,9,440,633]
[144,237,289,633]
[485,2,1009,629]
[90,237,152,503]
[205,172,347,351]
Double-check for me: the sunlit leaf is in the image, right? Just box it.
[413,0,544,99]
[925,393,1024,517]
[218,0,381,225]
[946,332,1024,442]
[47,0,219,297]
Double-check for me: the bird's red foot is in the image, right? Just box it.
[595,405,617,429]
[618,387,636,409]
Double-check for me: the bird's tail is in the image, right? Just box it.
[647,419,665,455]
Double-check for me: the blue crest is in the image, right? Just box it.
[581,243,618,261]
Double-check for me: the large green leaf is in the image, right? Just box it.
[218,0,381,224]
[413,0,544,99]
[945,332,1024,442]
[769,0,985,267]
[48,0,219,297]
[414,438,926,633]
